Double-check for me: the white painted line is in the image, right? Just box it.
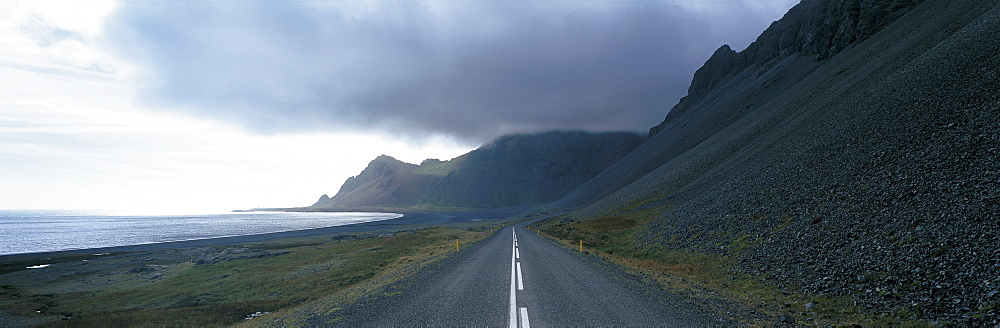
[519,307,530,328]
[516,262,524,290]
[509,231,518,328]
[516,248,520,259]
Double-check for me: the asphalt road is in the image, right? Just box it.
[336,220,724,326]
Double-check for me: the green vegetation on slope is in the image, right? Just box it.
[414,156,467,176]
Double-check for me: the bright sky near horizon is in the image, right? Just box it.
[0,0,796,214]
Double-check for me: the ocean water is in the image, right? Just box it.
[0,210,402,255]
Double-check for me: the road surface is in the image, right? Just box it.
[335,220,728,326]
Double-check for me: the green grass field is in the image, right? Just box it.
[0,227,492,327]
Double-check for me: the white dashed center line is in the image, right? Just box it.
[509,228,530,327]
[509,230,518,327]
[516,262,524,290]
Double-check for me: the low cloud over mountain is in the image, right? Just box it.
[105,1,794,143]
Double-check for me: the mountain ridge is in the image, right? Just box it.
[650,0,923,137]
[558,0,935,210]
[311,131,643,209]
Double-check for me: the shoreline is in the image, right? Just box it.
[0,216,500,326]
[0,206,531,261]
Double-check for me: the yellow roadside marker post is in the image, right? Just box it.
[455,240,459,252]
[579,240,583,253]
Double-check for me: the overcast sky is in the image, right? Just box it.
[1,0,797,213]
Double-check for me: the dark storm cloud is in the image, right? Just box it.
[105,0,795,142]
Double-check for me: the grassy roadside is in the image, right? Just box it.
[528,209,924,327]
[0,226,500,327]
[261,205,477,213]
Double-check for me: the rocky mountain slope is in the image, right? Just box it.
[558,0,933,208]
[552,0,999,324]
[312,131,642,209]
